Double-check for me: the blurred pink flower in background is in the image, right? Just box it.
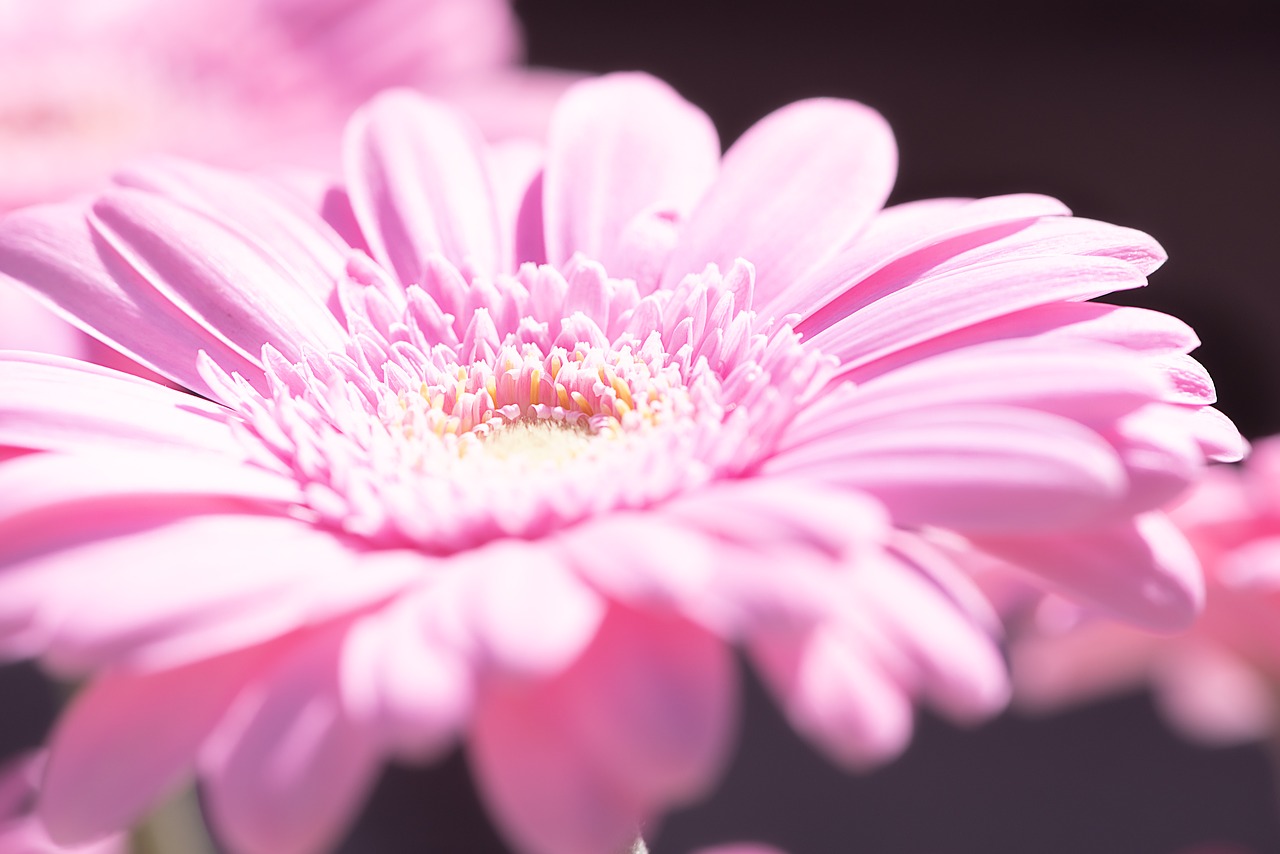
[0,752,123,854]
[1011,438,1280,747]
[0,73,1240,854]
[0,0,574,366]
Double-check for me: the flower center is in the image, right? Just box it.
[208,255,832,553]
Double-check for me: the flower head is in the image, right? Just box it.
[0,73,1241,854]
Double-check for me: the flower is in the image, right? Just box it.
[1010,438,1280,746]
[0,73,1240,854]
[0,752,124,853]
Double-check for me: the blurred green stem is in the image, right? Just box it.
[129,787,217,854]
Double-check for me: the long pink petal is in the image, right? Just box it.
[202,623,380,854]
[0,204,262,399]
[784,343,1167,446]
[344,89,500,282]
[801,254,1148,364]
[90,188,347,363]
[661,99,896,302]
[768,404,1128,533]
[115,157,351,315]
[40,647,266,844]
[544,73,719,280]
[839,301,1200,384]
[766,193,1071,320]
[0,353,242,456]
[971,513,1204,632]
[0,450,300,521]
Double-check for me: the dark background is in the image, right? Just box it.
[4,1,1280,852]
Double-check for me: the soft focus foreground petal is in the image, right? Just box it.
[851,546,1011,722]
[40,646,267,844]
[768,404,1128,533]
[662,99,896,300]
[341,594,474,760]
[90,188,347,362]
[345,89,499,282]
[561,479,889,636]
[472,606,735,854]
[0,511,415,673]
[972,513,1204,632]
[202,623,380,854]
[544,73,719,278]
[751,624,915,770]
[0,353,241,455]
[0,204,262,398]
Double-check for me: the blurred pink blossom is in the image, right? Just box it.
[0,752,124,854]
[0,73,1240,854]
[0,0,574,365]
[1011,438,1280,746]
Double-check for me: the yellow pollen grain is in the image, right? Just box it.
[550,354,563,380]
[529,369,542,405]
[570,391,593,416]
[485,376,497,405]
[556,383,571,409]
[614,399,632,419]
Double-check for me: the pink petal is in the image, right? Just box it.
[971,513,1204,632]
[40,646,265,844]
[461,545,607,677]
[750,625,914,770]
[202,623,380,854]
[544,73,719,279]
[791,343,1168,439]
[1,511,413,674]
[0,203,263,399]
[90,188,347,363]
[471,606,735,854]
[768,404,1128,533]
[766,193,1071,320]
[0,450,300,521]
[341,595,474,760]
[662,99,896,302]
[0,353,242,456]
[487,139,546,270]
[802,254,1148,365]
[115,157,351,315]
[839,301,1200,384]
[344,89,500,282]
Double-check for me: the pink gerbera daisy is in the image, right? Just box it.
[0,73,1241,854]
